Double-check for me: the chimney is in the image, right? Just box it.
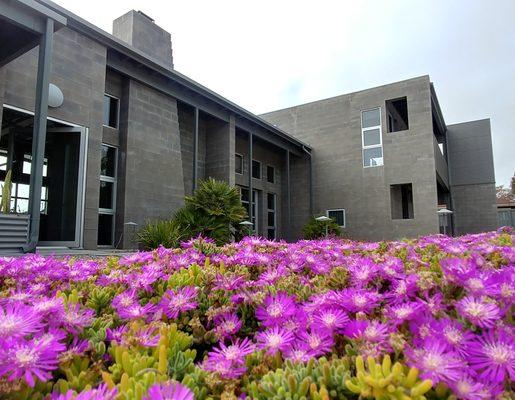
[113,10,174,68]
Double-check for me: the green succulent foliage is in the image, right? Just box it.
[83,317,111,358]
[56,357,99,395]
[245,357,352,400]
[137,219,184,250]
[302,217,342,240]
[86,286,116,316]
[181,367,210,400]
[344,355,433,400]
[2,379,54,400]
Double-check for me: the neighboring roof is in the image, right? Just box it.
[33,0,311,151]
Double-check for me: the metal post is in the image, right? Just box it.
[248,131,253,230]
[286,150,291,237]
[308,150,313,216]
[25,18,54,252]
[192,107,199,192]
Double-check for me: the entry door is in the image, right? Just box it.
[38,126,87,247]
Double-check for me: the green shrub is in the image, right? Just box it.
[302,216,341,239]
[174,178,248,245]
[137,219,183,250]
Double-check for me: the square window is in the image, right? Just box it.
[363,147,384,167]
[101,145,116,177]
[99,181,114,209]
[363,128,381,147]
[103,94,119,128]
[252,160,261,179]
[386,97,409,132]
[235,154,243,174]
[267,165,275,183]
[361,108,380,129]
[390,183,414,219]
[327,209,345,227]
[98,214,114,246]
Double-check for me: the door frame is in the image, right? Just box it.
[3,104,88,248]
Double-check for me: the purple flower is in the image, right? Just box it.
[283,345,315,363]
[406,340,463,384]
[448,376,490,400]
[456,296,501,328]
[336,288,381,314]
[312,308,348,333]
[213,312,242,340]
[255,292,297,327]
[159,286,198,319]
[51,384,117,400]
[433,319,476,357]
[143,382,194,400]
[0,303,42,338]
[59,304,95,333]
[385,302,422,325]
[343,320,390,343]
[116,301,157,321]
[256,326,295,354]
[296,329,334,357]
[467,329,514,383]
[207,337,255,365]
[0,335,65,387]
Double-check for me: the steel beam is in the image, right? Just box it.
[286,150,291,238]
[192,107,199,192]
[25,17,53,252]
[248,131,253,229]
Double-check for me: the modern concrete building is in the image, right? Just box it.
[0,0,498,251]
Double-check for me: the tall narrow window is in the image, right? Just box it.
[98,144,117,246]
[267,165,275,183]
[103,94,119,129]
[361,108,383,167]
[240,187,258,234]
[252,160,261,179]
[267,193,276,239]
[390,183,414,219]
[235,153,243,175]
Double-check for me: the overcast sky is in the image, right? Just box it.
[56,0,514,186]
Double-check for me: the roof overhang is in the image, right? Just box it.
[0,0,66,67]
[430,82,447,141]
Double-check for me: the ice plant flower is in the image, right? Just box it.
[0,303,42,338]
[406,340,463,384]
[159,286,198,319]
[143,382,194,400]
[206,337,255,365]
[256,326,295,354]
[255,292,297,327]
[312,308,348,333]
[296,329,334,357]
[0,335,65,387]
[213,312,242,340]
[456,296,501,328]
[467,329,515,383]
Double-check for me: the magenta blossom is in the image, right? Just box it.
[255,292,297,327]
[296,329,334,357]
[312,308,349,333]
[143,382,194,400]
[256,326,295,354]
[0,303,42,338]
[213,312,242,340]
[159,286,198,319]
[456,296,502,328]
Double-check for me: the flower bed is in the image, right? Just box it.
[0,230,513,399]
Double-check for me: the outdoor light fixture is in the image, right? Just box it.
[315,215,331,237]
[48,83,64,108]
[437,208,453,235]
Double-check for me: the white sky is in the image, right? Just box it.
[56,0,514,186]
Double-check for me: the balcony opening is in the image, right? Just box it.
[386,97,409,133]
[390,183,414,219]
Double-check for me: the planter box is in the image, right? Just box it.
[0,213,29,253]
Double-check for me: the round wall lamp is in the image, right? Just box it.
[48,83,64,108]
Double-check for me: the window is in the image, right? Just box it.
[267,165,275,183]
[390,183,414,219]
[98,144,117,245]
[361,108,383,167]
[327,209,345,228]
[252,160,261,179]
[240,187,258,233]
[386,97,409,133]
[267,193,276,239]
[103,94,119,129]
[235,153,243,175]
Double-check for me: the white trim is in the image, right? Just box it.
[98,144,118,246]
[235,153,244,175]
[3,104,82,128]
[361,107,383,168]
[326,208,346,228]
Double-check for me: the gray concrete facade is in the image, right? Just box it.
[0,2,498,249]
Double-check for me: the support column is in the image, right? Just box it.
[308,151,313,215]
[286,150,291,238]
[26,18,54,252]
[192,107,199,192]
[248,131,253,227]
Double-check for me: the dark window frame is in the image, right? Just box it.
[327,208,346,228]
[103,93,120,129]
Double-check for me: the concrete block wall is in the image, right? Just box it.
[118,79,185,247]
[262,76,440,241]
[287,153,311,241]
[1,27,107,249]
[205,116,235,186]
[447,119,498,234]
